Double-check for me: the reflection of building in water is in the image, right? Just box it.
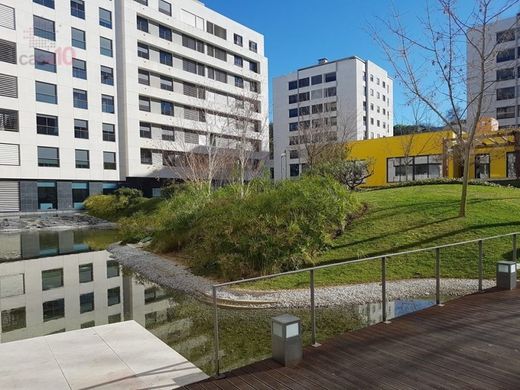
[0,251,123,342]
[0,249,179,345]
[358,301,396,326]
[0,230,91,261]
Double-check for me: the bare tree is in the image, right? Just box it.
[293,103,361,172]
[371,0,519,217]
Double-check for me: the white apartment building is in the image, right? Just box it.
[272,57,393,180]
[0,0,268,212]
[467,14,520,130]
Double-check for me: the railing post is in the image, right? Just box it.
[212,286,223,378]
[478,240,483,292]
[513,234,517,263]
[381,257,390,324]
[310,269,320,347]
[435,248,442,306]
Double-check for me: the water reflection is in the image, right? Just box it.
[0,229,119,261]
[358,299,435,326]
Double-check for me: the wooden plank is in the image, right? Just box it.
[187,285,520,389]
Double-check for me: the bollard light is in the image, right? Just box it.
[496,261,517,290]
[271,314,302,367]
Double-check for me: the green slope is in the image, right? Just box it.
[245,184,520,290]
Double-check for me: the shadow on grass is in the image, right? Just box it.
[324,220,520,265]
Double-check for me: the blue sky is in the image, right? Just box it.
[203,0,519,125]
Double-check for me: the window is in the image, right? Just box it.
[34,0,55,9]
[160,76,173,91]
[325,72,337,82]
[71,0,85,19]
[34,49,56,73]
[288,80,298,90]
[208,45,227,61]
[162,126,174,141]
[43,298,64,321]
[159,0,172,16]
[38,146,59,167]
[140,122,151,138]
[497,30,515,43]
[497,48,515,63]
[99,8,112,28]
[73,89,88,109]
[497,68,515,81]
[312,75,322,85]
[475,154,490,179]
[163,150,177,166]
[507,152,518,178]
[0,109,18,132]
[75,149,89,168]
[72,28,86,49]
[138,70,150,85]
[72,182,88,208]
[101,66,114,85]
[80,293,94,313]
[34,16,55,41]
[135,0,148,4]
[290,164,300,177]
[141,149,152,165]
[289,94,298,104]
[107,287,120,306]
[42,269,63,291]
[72,58,87,79]
[234,33,243,46]
[139,96,150,112]
[103,152,116,170]
[387,155,442,183]
[81,321,95,329]
[497,86,515,100]
[249,40,257,53]
[299,106,310,116]
[324,87,337,97]
[100,37,113,57]
[108,314,121,324]
[36,81,57,104]
[103,123,116,142]
[79,263,93,283]
[311,89,323,100]
[0,39,16,65]
[137,16,149,32]
[161,101,174,116]
[496,106,516,119]
[160,51,173,66]
[289,108,298,118]
[0,4,14,30]
[235,76,244,88]
[298,78,310,88]
[234,55,243,67]
[312,104,323,114]
[74,119,88,139]
[182,35,204,52]
[102,95,115,113]
[37,114,58,136]
[207,21,227,40]
[37,181,57,209]
[185,131,199,144]
[137,43,149,59]
[1,307,26,332]
[159,25,172,41]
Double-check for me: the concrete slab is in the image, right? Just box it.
[0,321,208,390]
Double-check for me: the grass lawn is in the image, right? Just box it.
[243,184,520,290]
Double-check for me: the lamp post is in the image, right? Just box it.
[280,152,287,180]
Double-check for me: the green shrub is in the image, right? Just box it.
[158,176,358,279]
[84,187,146,220]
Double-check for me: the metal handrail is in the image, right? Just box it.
[211,231,520,376]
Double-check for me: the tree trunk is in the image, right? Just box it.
[459,144,471,217]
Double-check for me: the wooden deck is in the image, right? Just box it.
[185,285,520,389]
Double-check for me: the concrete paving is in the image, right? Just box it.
[0,320,208,389]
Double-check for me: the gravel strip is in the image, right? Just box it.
[0,213,116,233]
[108,244,496,308]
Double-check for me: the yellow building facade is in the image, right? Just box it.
[348,129,520,187]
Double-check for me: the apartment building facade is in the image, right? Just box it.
[0,0,268,212]
[467,14,520,130]
[272,57,393,180]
